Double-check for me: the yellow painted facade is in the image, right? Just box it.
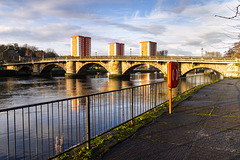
[140,41,157,56]
[108,43,115,56]
[71,35,91,57]
[108,42,124,56]
[71,36,79,57]
[140,42,149,56]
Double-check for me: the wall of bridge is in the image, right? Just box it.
[5,60,240,78]
[121,61,167,75]
[180,63,228,75]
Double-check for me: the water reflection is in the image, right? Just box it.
[0,73,163,109]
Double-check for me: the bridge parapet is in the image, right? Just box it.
[4,56,237,64]
[2,56,240,78]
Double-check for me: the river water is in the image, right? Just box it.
[0,72,219,160]
[0,73,164,109]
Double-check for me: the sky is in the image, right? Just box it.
[0,0,240,56]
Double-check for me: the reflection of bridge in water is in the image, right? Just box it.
[2,56,240,78]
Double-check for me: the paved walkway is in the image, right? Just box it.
[100,79,240,160]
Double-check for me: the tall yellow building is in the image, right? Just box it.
[140,41,157,56]
[108,42,124,56]
[71,35,91,57]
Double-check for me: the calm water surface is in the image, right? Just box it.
[0,73,164,109]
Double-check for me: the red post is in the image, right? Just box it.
[167,61,178,114]
[169,88,172,114]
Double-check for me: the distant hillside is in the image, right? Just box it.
[0,43,59,62]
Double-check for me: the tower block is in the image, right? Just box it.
[71,35,91,57]
[140,41,157,56]
[108,42,124,56]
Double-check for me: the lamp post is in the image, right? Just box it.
[130,48,132,57]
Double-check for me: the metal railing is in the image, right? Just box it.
[0,73,220,160]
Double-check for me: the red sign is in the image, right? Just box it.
[167,61,178,88]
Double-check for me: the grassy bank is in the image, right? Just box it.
[52,79,220,160]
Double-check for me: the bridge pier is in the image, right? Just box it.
[108,61,124,79]
[65,73,77,78]
[31,64,41,76]
[109,74,122,79]
[65,61,77,78]
[31,72,41,76]
[108,74,130,80]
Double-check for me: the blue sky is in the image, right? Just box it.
[0,0,239,56]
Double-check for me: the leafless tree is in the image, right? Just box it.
[215,2,240,58]
[215,3,240,19]
[204,51,222,57]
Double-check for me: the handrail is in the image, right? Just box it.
[0,74,203,112]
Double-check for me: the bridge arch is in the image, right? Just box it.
[181,63,224,76]
[182,67,221,76]
[18,66,33,75]
[17,65,33,72]
[40,63,66,73]
[122,62,167,76]
[76,62,110,75]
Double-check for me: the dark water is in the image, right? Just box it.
[0,72,218,160]
[0,73,164,109]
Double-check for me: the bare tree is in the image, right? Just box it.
[204,51,222,57]
[215,2,240,58]
[225,41,240,58]
[215,3,240,19]
[45,48,59,58]
[157,50,168,56]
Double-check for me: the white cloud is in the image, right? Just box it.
[0,0,239,56]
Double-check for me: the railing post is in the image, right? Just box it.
[86,96,91,149]
[195,74,197,87]
[200,75,202,85]
[178,78,181,95]
[190,76,192,88]
[7,111,9,160]
[154,84,157,111]
[130,88,134,125]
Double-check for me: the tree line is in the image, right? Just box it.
[0,43,59,62]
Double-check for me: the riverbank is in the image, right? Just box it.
[53,79,221,160]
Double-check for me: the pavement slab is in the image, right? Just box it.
[100,79,240,160]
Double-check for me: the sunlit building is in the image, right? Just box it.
[71,35,91,57]
[108,42,124,56]
[140,41,157,56]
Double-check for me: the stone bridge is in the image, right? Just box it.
[2,56,240,78]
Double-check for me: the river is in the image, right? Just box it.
[0,73,164,109]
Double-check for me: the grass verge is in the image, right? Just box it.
[52,79,220,160]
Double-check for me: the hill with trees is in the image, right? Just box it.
[0,43,59,62]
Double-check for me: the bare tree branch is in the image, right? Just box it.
[215,4,240,19]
